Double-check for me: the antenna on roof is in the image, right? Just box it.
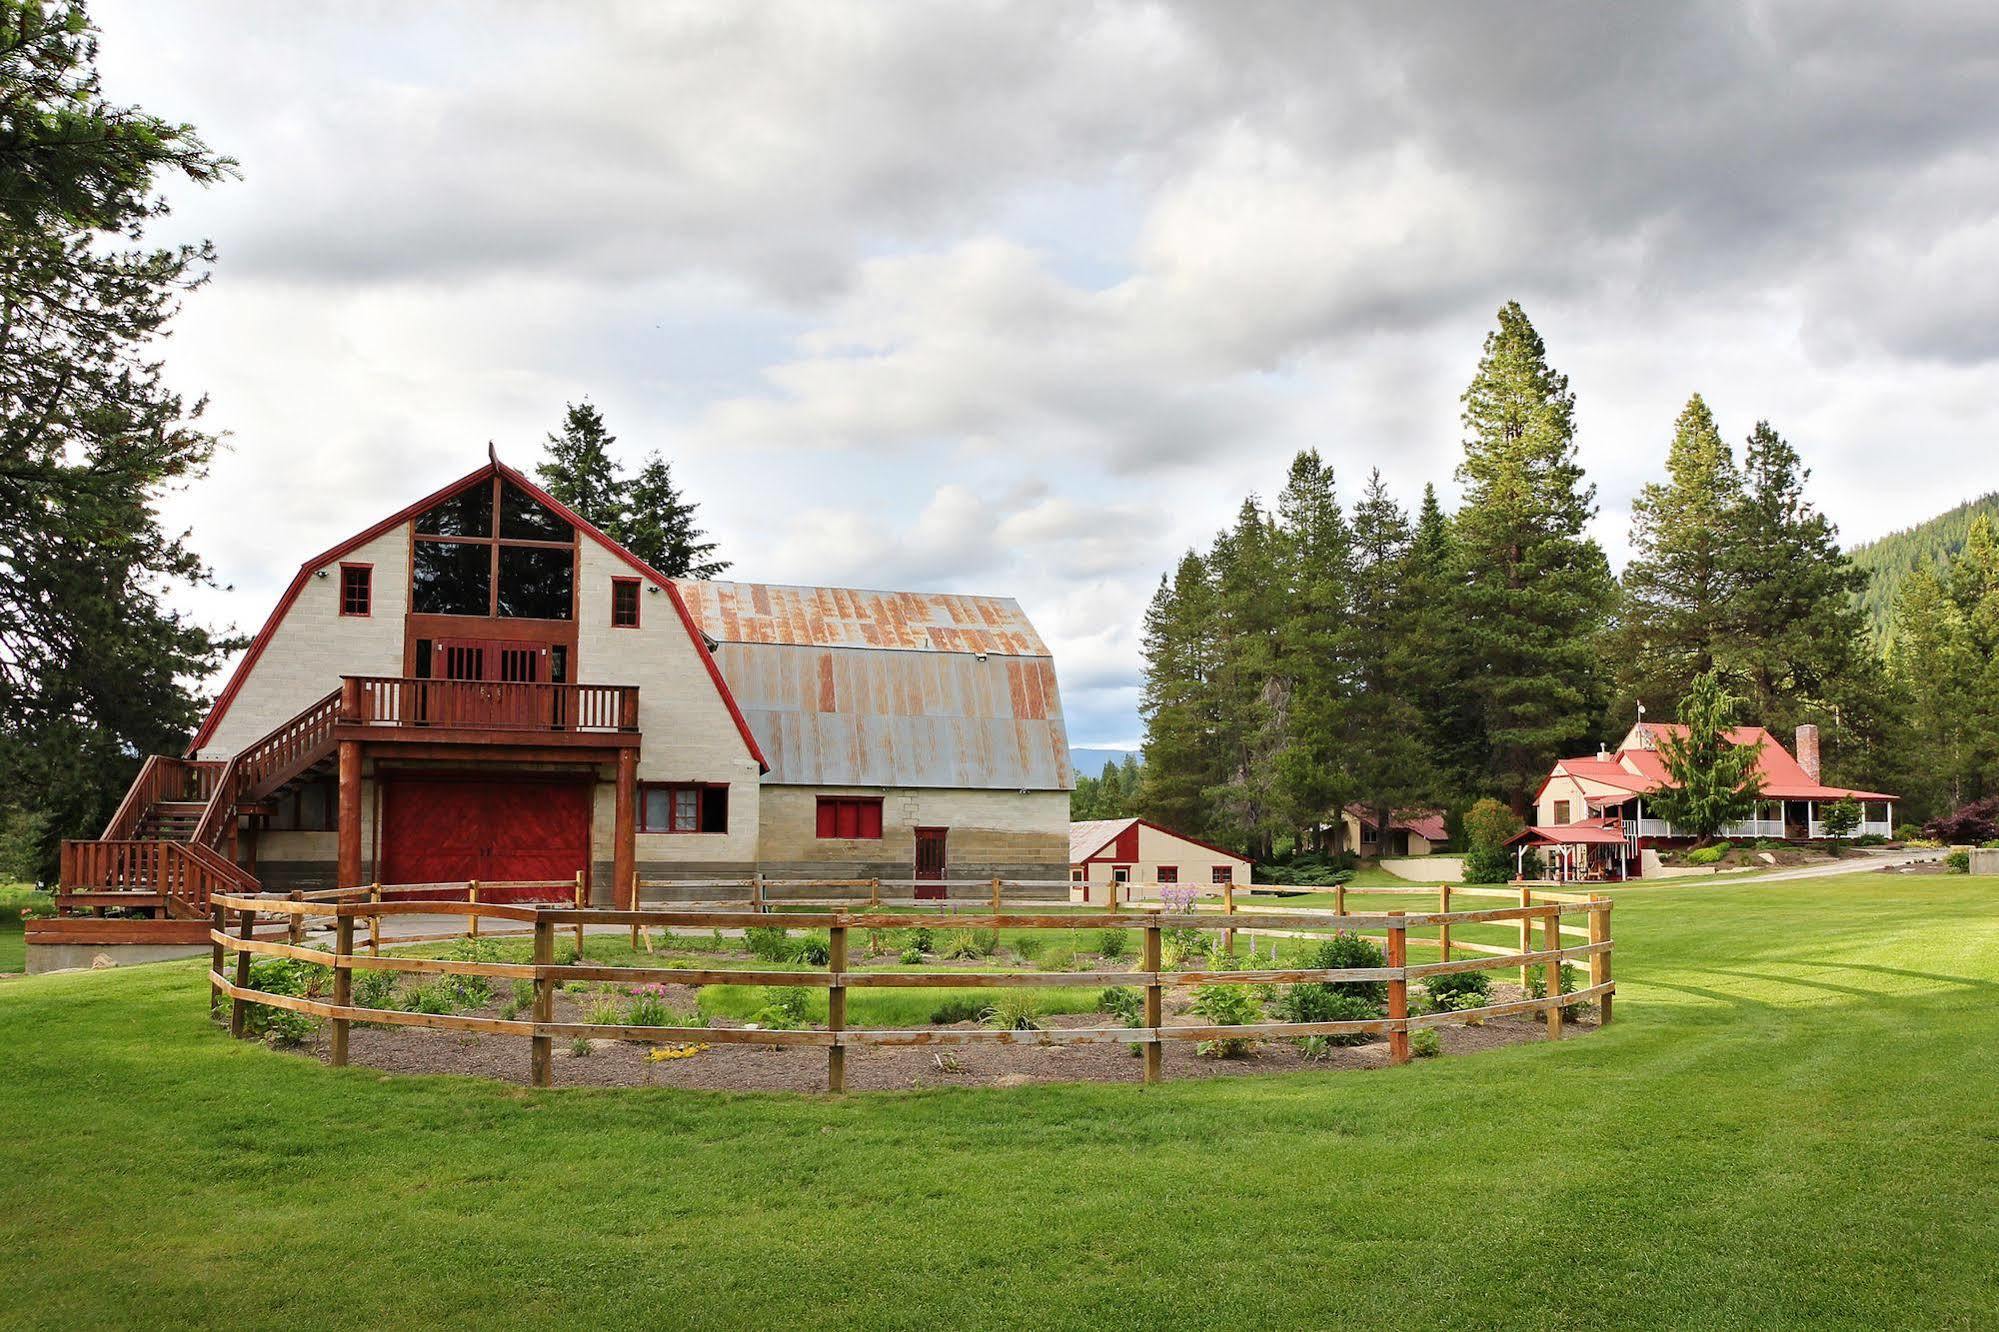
[487,440,499,467]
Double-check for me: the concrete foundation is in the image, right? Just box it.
[27,941,211,975]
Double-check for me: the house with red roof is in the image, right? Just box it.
[1535,721,1896,853]
[1332,805,1448,858]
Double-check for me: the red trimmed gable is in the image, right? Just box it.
[186,455,768,772]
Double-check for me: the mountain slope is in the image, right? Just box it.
[1849,492,1999,639]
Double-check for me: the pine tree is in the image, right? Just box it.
[1270,450,1354,842]
[1345,470,1438,850]
[1137,554,1223,837]
[1647,671,1765,842]
[623,451,729,579]
[536,401,625,533]
[1884,566,1978,818]
[1717,422,1878,780]
[1452,302,1616,813]
[1203,500,1289,858]
[1118,754,1142,813]
[1405,484,1482,795]
[0,0,242,879]
[1619,393,1743,711]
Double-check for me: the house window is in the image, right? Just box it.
[1071,869,1085,884]
[1552,800,1572,825]
[611,578,641,628]
[639,783,728,833]
[1212,866,1233,885]
[1157,865,1178,884]
[816,796,884,839]
[1112,866,1131,883]
[1865,801,1890,823]
[411,477,576,619]
[339,564,372,617]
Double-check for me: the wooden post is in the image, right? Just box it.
[1543,908,1563,1040]
[287,890,302,946]
[1334,881,1347,920]
[1222,882,1238,955]
[1142,919,1163,1086]
[1518,883,1534,990]
[368,882,381,957]
[612,746,637,911]
[209,901,226,1015]
[530,917,554,1088]
[1590,896,1613,1026]
[467,880,480,940]
[827,923,848,1093]
[330,914,353,1067]
[229,906,254,1038]
[868,877,880,909]
[751,873,764,914]
[1437,882,1451,962]
[1387,910,1410,1065]
[990,875,1003,913]
[630,869,642,951]
[573,871,586,958]
[336,738,362,891]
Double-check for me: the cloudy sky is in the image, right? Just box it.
[101,1,1999,750]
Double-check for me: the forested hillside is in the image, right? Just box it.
[1850,493,1999,640]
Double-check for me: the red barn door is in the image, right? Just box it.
[914,827,948,901]
[380,777,589,900]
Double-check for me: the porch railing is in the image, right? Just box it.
[58,839,254,917]
[344,677,639,734]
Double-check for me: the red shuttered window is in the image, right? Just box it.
[639,783,728,833]
[1211,865,1234,885]
[1156,865,1178,884]
[816,796,884,839]
[339,564,372,617]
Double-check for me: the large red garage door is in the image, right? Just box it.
[380,777,590,901]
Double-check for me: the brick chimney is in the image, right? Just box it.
[1795,724,1821,783]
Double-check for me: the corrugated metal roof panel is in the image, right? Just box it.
[711,640,1074,790]
[678,580,1052,657]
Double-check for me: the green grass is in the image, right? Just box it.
[0,883,50,975]
[2,877,1996,1328]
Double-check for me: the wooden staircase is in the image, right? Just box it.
[59,687,346,921]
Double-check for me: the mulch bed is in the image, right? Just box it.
[300,983,1589,1093]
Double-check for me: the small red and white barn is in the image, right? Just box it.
[1069,818,1252,904]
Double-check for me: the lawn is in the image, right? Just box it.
[1,876,1995,1329]
[0,884,50,975]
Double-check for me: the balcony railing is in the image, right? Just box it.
[344,677,639,734]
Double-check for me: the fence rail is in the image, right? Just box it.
[207,879,1614,1091]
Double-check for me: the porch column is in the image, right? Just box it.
[613,747,637,910]
[337,740,362,888]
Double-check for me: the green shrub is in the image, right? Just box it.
[499,1001,520,1021]
[1984,840,1999,850]
[1285,990,1382,1047]
[1525,962,1594,1020]
[929,996,986,1025]
[1095,928,1130,959]
[626,991,670,1027]
[1854,833,1888,846]
[570,1036,591,1057]
[1280,932,1389,1023]
[511,978,536,1008]
[744,926,792,962]
[792,936,831,966]
[1685,840,1731,866]
[1098,986,1142,1025]
[585,997,624,1026]
[1945,849,1971,874]
[1895,823,1924,842]
[897,944,924,965]
[1189,982,1260,1058]
[907,926,934,953]
[1423,968,1493,1007]
[1411,1028,1442,1059]
[352,968,398,1011]
[1462,797,1526,883]
[982,992,1042,1031]
[752,986,813,1030]
[938,928,997,960]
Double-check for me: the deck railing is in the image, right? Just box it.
[345,677,639,734]
[59,839,254,916]
[207,879,1614,1091]
[100,756,225,839]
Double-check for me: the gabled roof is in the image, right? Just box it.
[1544,723,1893,803]
[680,578,1073,791]
[1509,818,1629,847]
[1068,816,1250,865]
[186,455,768,770]
[1345,804,1449,843]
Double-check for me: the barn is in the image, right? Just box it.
[1069,817,1252,904]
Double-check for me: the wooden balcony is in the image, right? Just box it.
[335,676,640,751]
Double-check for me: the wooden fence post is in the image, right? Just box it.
[990,875,1003,913]
[330,914,353,1067]
[368,883,381,956]
[1437,883,1452,961]
[1543,908,1563,1040]
[1334,881,1347,920]
[1590,896,1613,1026]
[1142,918,1163,1086]
[209,901,225,1016]
[229,906,254,1039]
[468,880,480,940]
[868,877,880,909]
[1518,883,1533,991]
[288,890,302,946]
[1222,882,1237,955]
[573,871,586,958]
[1387,910,1410,1065]
[530,916,554,1088]
[828,923,848,1093]
[751,873,764,914]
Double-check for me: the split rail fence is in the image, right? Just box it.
[207,876,1613,1091]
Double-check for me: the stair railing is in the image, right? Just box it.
[189,687,345,853]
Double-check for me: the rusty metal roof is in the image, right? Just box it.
[679,579,1072,791]
[676,580,1051,657]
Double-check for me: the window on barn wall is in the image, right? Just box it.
[1553,800,1571,824]
[339,564,372,616]
[611,578,640,627]
[639,783,728,833]
[816,797,883,839]
[1071,869,1085,883]
[1156,865,1178,884]
[1112,866,1130,883]
[410,476,576,619]
[1211,866,1232,884]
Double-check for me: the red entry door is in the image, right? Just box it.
[914,827,948,901]
[380,778,589,900]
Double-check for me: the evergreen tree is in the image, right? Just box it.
[623,451,729,579]
[0,0,241,879]
[536,401,625,533]
[1270,450,1354,843]
[1619,393,1743,711]
[1118,753,1141,811]
[1717,422,1879,781]
[1884,566,1978,818]
[1647,671,1765,842]
[1345,469,1437,847]
[1203,499,1289,859]
[1137,553,1223,838]
[1451,301,1616,813]
[1405,483,1482,795]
